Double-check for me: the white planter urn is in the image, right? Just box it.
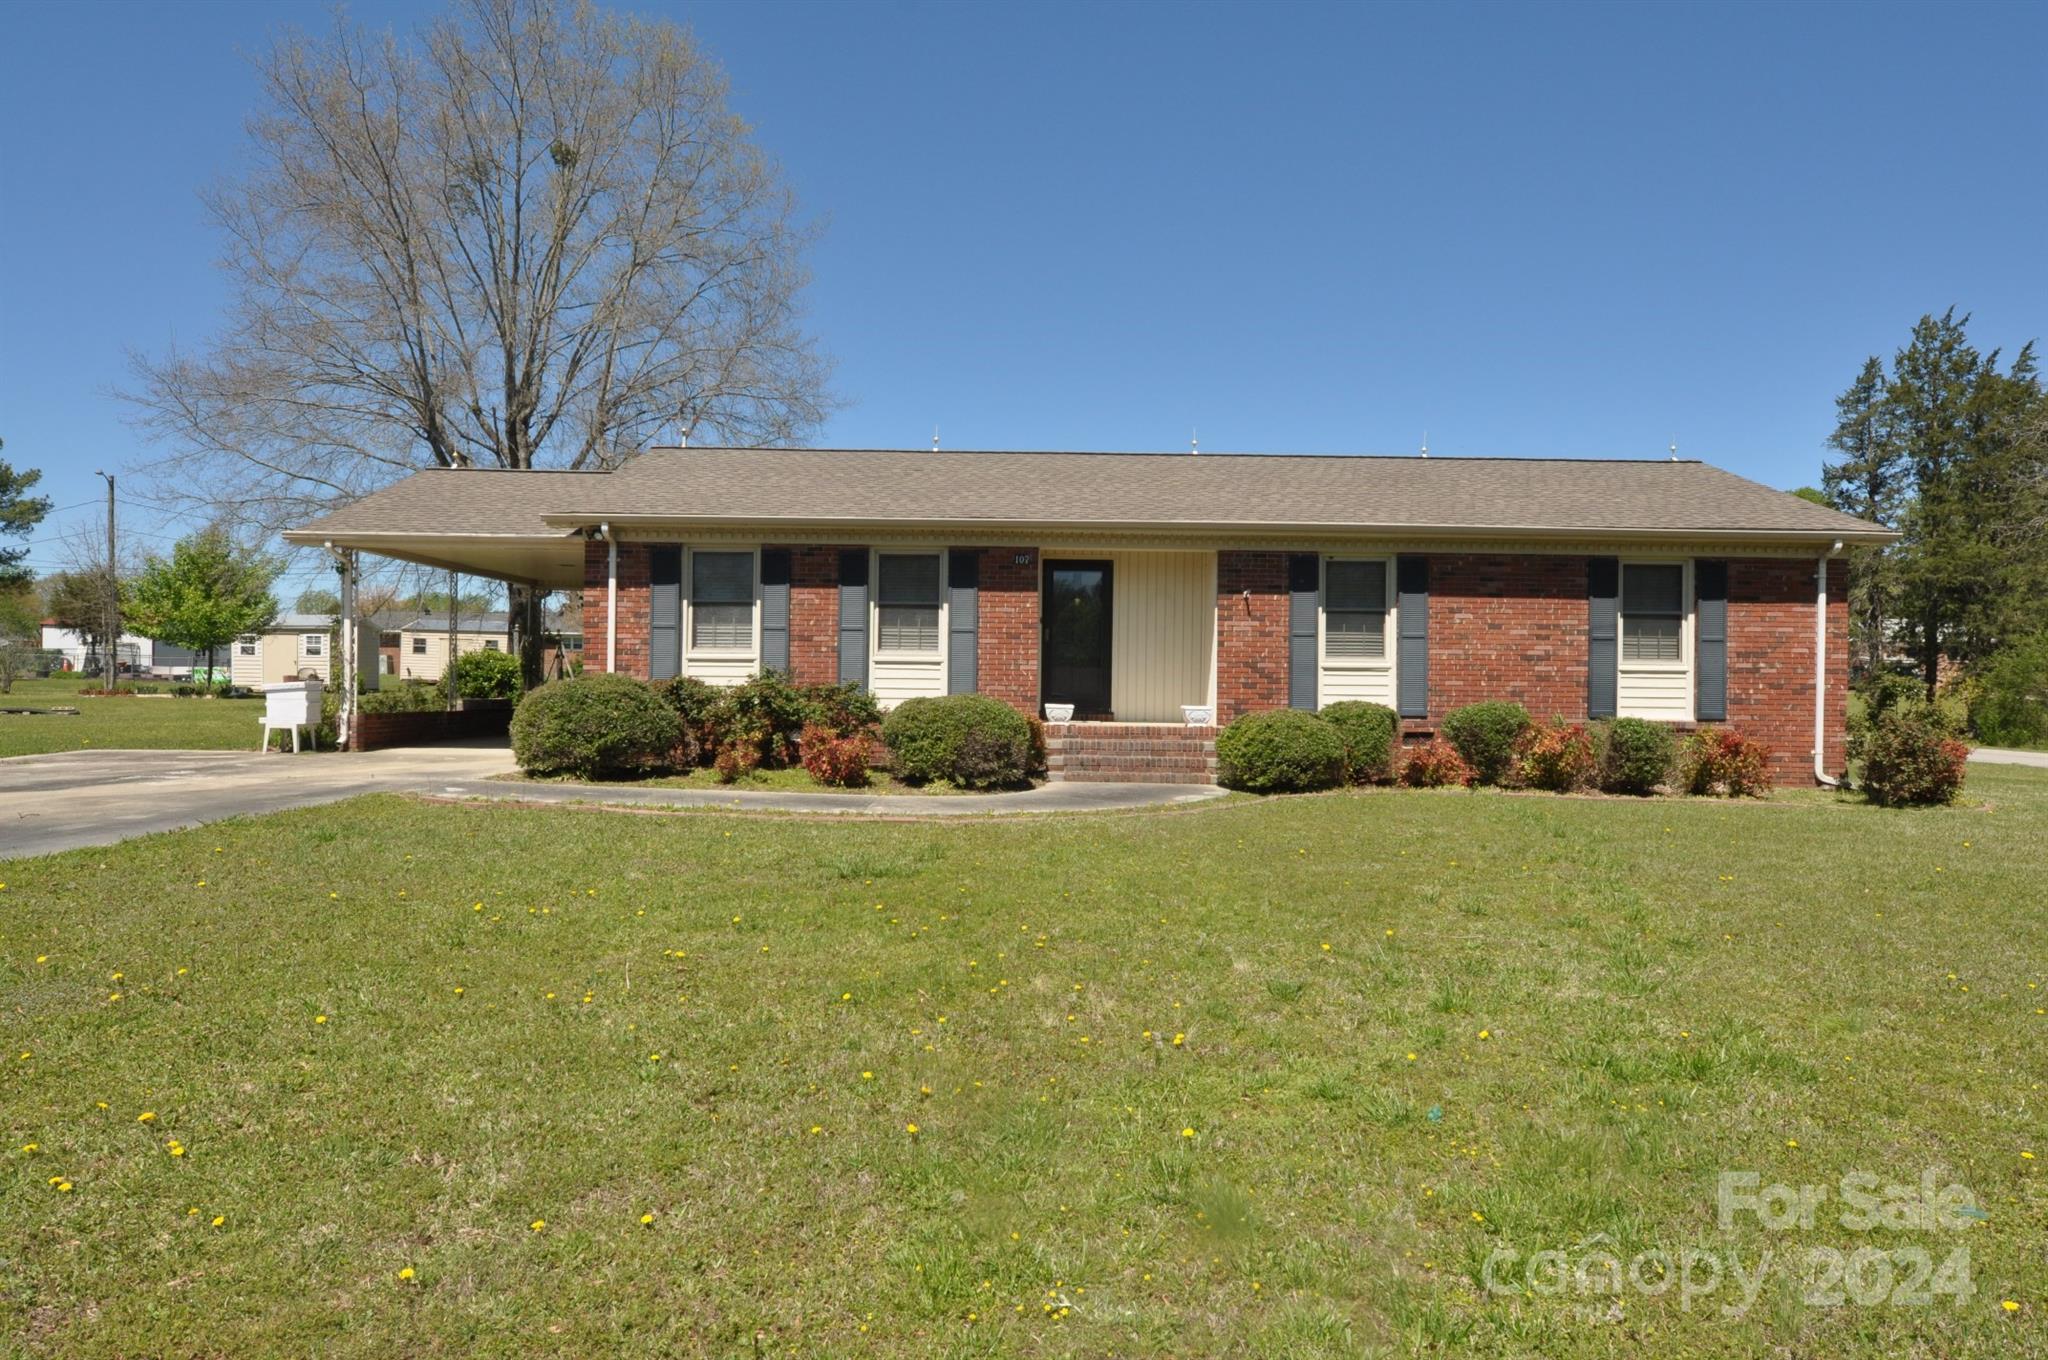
[1043,703,1075,724]
[1181,704,1215,727]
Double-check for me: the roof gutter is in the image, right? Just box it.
[533,512,1897,547]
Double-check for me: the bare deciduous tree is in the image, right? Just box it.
[128,0,832,678]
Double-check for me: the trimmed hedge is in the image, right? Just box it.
[1320,701,1398,784]
[1861,712,1969,807]
[882,694,1032,788]
[1440,701,1532,785]
[1596,717,1674,795]
[453,647,523,699]
[1215,710,1346,793]
[360,683,447,715]
[511,673,681,779]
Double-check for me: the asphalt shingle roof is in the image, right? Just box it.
[290,448,1890,542]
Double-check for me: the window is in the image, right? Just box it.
[690,550,754,650]
[1324,559,1388,659]
[301,634,325,657]
[483,639,501,651]
[876,553,941,652]
[411,637,427,655]
[237,635,257,657]
[1621,563,1685,662]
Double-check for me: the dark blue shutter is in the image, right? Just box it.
[947,549,979,695]
[838,549,868,689]
[1695,559,1727,722]
[1587,556,1618,719]
[1396,555,1429,718]
[1288,554,1319,709]
[760,548,791,676]
[648,546,682,681]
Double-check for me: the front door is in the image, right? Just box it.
[1041,559,1113,718]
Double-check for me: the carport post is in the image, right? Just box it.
[330,545,358,750]
[446,570,459,710]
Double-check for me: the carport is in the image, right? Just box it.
[281,469,596,748]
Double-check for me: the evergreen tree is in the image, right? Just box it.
[1823,355,1909,677]
[0,439,53,591]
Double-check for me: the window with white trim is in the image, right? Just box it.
[876,552,942,653]
[411,636,427,654]
[690,550,754,651]
[1323,559,1388,659]
[1621,563,1685,662]
[237,635,257,656]
[301,634,325,657]
[483,639,501,651]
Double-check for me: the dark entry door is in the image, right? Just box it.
[1041,559,1113,718]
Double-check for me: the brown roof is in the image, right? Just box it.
[288,448,1892,546]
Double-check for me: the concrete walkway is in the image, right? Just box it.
[0,741,518,859]
[437,777,1226,819]
[0,742,1226,859]
[1968,746,2048,768]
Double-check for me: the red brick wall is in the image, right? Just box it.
[1216,551,1290,721]
[1727,557,1846,784]
[787,547,843,685]
[978,548,1040,714]
[581,539,651,680]
[1426,554,1590,719]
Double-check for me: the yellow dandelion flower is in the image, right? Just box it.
[2003,1300,2020,1312]
[1786,1139,1799,1149]
[1181,1127,1195,1138]
[906,1122,920,1136]
[640,1212,655,1225]
[1478,1029,1491,1040]
[530,1219,546,1232]
[138,1111,156,1123]
[398,1267,416,1281]
[861,1070,873,1080]
[211,1215,225,1226]
[57,1181,73,1192]
[314,1015,327,1024]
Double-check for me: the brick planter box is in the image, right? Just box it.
[350,699,512,751]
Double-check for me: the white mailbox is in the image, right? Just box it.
[260,680,323,752]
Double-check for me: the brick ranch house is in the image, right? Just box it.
[286,447,1893,784]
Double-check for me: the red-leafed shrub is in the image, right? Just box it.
[800,722,871,788]
[1399,738,1475,788]
[1677,726,1773,798]
[1860,712,1969,807]
[713,739,761,784]
[1515,719,1596,792]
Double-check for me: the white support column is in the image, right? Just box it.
[604,524,617,673]
[336,548,358,751]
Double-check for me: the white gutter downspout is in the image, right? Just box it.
[601,523,617,674]
[1814,540,1844,787]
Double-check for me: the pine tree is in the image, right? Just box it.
[0,439,53,592]
[1823,356,1908,677]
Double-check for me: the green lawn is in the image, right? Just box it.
[3,770,2043,1357]
[0,676,266,758]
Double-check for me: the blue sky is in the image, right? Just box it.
[3,0,2044,596]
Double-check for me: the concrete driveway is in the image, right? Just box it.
[1968,746,2048,768]
[0,740,517,860]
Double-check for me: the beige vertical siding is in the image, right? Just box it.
[1107,550,1214,722]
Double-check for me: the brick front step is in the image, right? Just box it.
[1044,722,1217,786]
[1053,767,1216,785]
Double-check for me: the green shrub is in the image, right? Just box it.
[1440,701,1532,784]
[1596,717,1674,795]
[454,647,523,699]
[1850,666,1967,760]
[1969,632,2048,748]
[511,673,681,779]
[1320,701,1398,784]
[1399,737,1475,788]
[1676,726,1773,797]
[710,671,812,768]
[1214,710,1346,793]
[799,681,883,738]
[1514,719,1595,792]
[360,683,447,714]
[653,676,722,764]
[882,694,1033,789]
[1860,712,1970,807]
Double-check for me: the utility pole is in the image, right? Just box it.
[95,470,117,692]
